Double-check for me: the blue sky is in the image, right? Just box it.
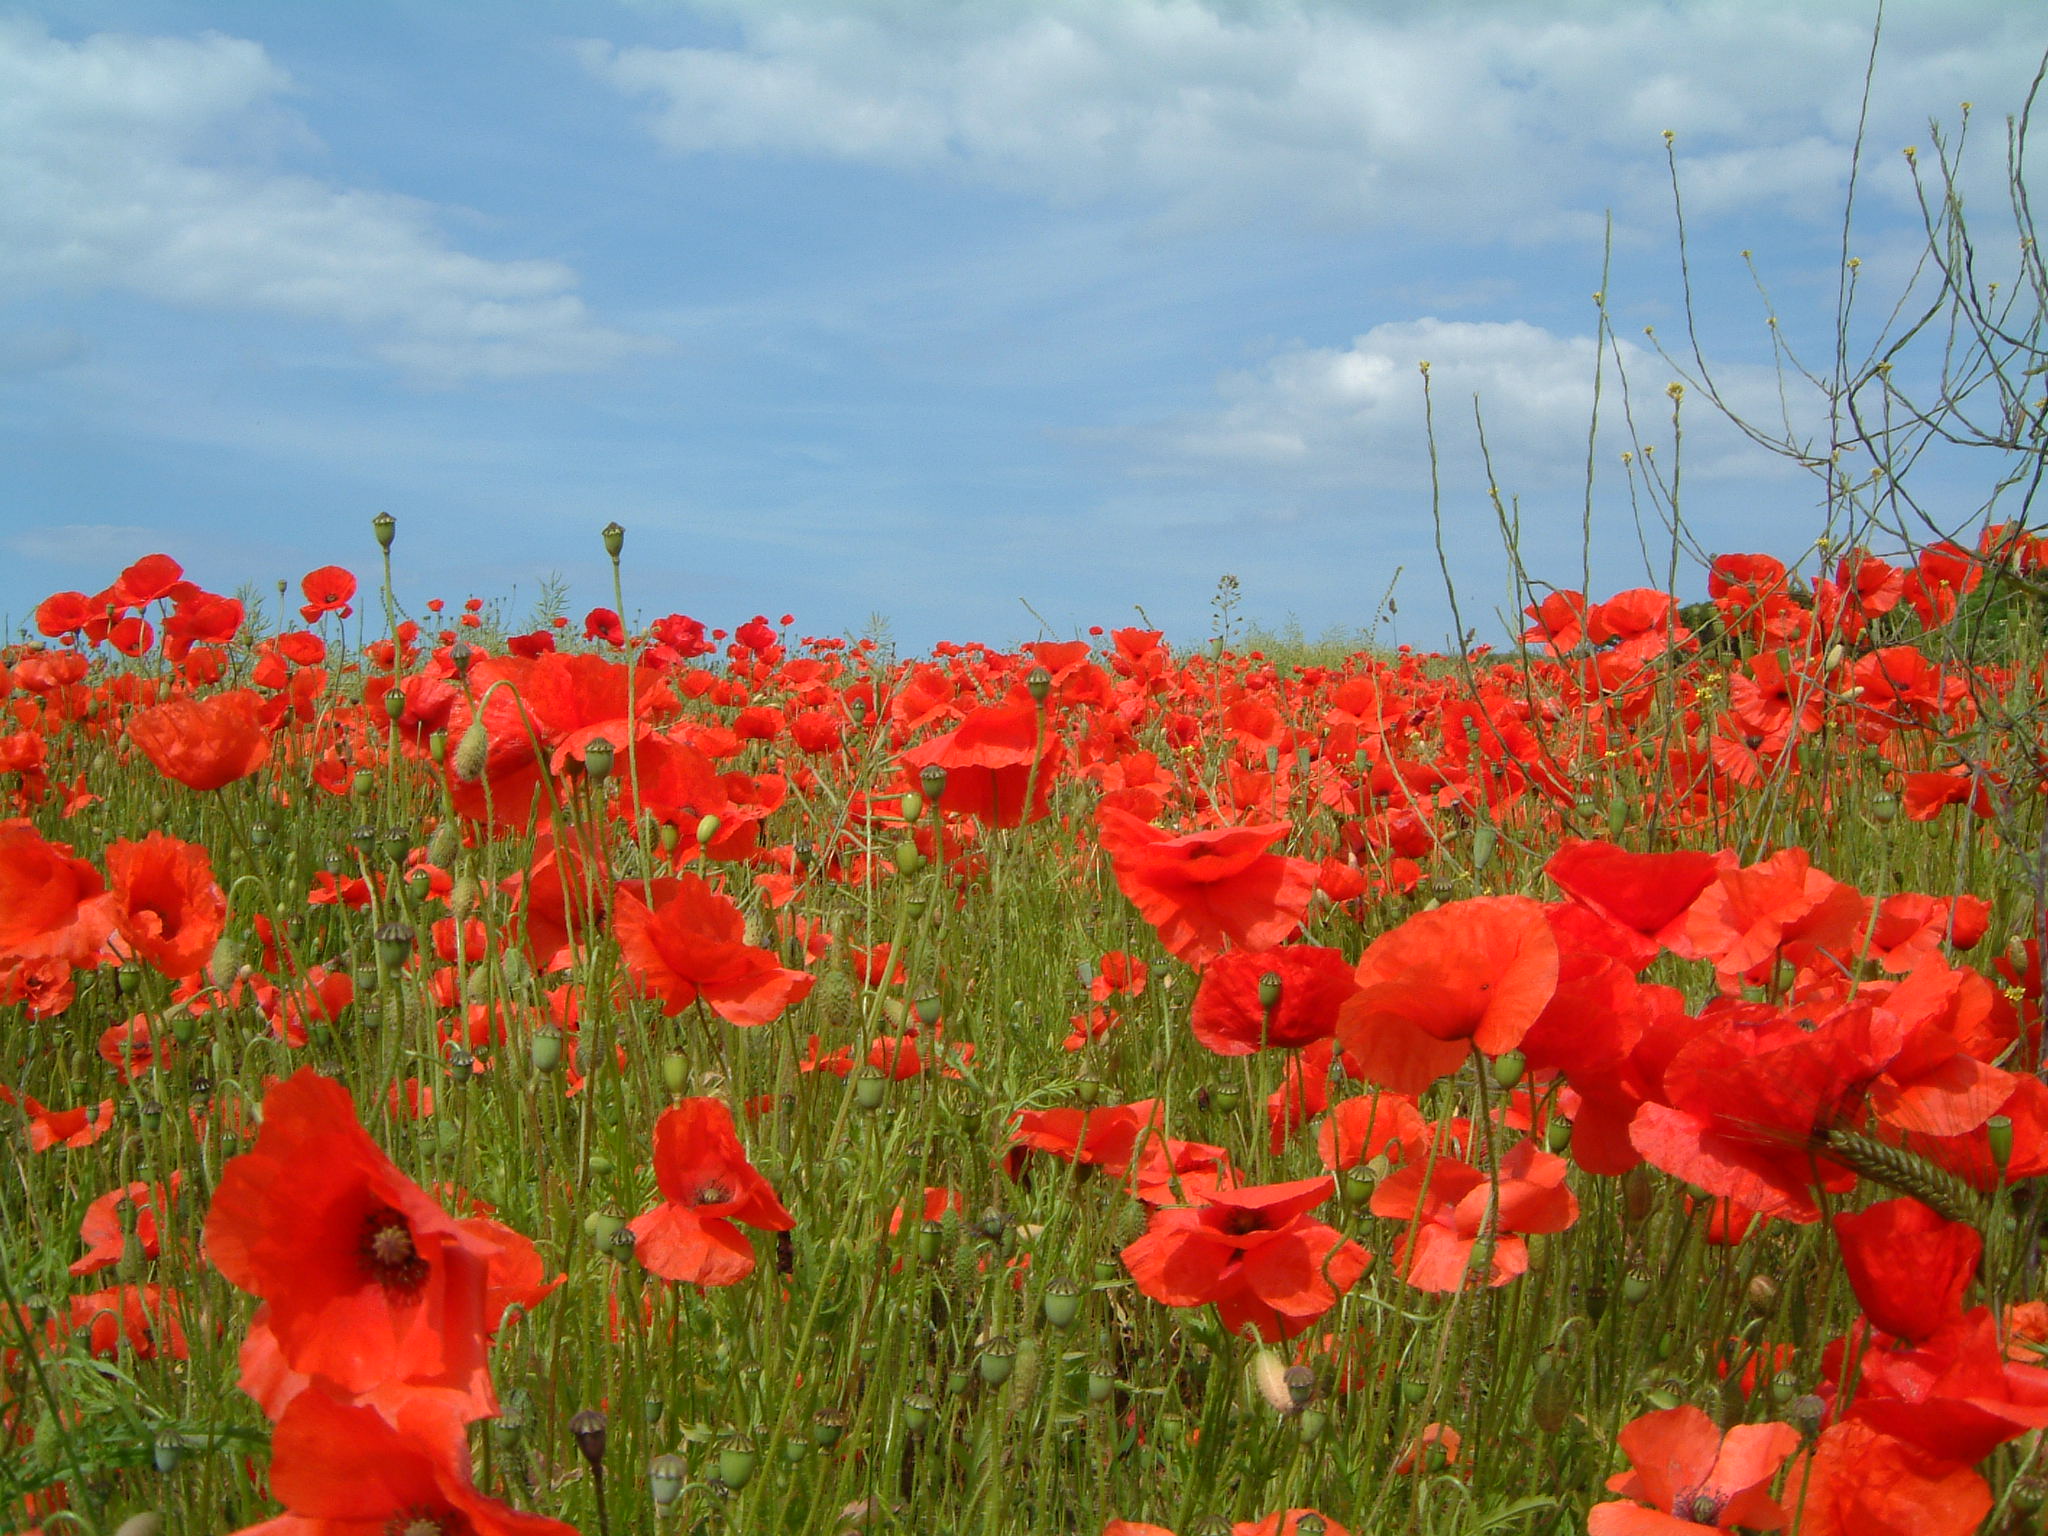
[2,1,2041,651]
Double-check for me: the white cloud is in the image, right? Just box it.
[1125,317,1820,488]
[585,1,2038,238]
[0,20,655,382]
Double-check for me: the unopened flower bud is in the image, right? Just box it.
[453,717,490,782]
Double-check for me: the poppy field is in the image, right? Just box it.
[3,518,2048,1536]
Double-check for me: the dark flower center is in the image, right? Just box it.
[1219,1207,1267,1236]
[1681,1488,1723,1524]
[360,1204,429,1293]
[385,1507,469,1536]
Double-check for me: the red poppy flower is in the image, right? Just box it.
[1098,807,1316,966]
[204,1069,503,1421]
[1784,1421,1990,1536]
[1006,1099,1162,1180]
[1545,839,1726,970]
[1833,1198,1978,1344]
[0,819,114,968]
[1121,1175,1370,1341]
[129,688,272,791]
[1369,1139,1578,1291]
[1588,1404,1798,1534]
[899,698,1064,827]
[1233,1513,1352,1536]
[227,1390,577,1536]
[73,1175,181,1276]
[106,832,225,980]
[614,874,814,1026]
[1190,945,1357,1056]
[298,565,356,623]
[628,1097,793,1287]
[63,1283,187,1362]
[1336,896,1559,1095]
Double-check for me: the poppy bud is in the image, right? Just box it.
[372,511,397,549]
[1745,1275,1779,1317]
[583,737,615,781]
[1532,1371,1571,1433]
[717,1434,759,1488]
[658,820,680,854]
[453,717,490,782]
[689,812,721,850]
[648,1453,686,1506]
[1492,1050,1526,1089]
[919,764,947,803]
[1297,1407,1328,1444]
[893,838,925,876]
[899,791,923,822]
[570,1408,608,1470]
[1041,1278,1083,1330]
[1026,666,1052,705]
[601,521,626,560]
[531,1027,564,1073]
[1621,1165,1656,1226]
[1471,824,1498,872]
[1989,1114,2015,1176]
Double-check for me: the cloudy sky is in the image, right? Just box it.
[2,1,2040,650]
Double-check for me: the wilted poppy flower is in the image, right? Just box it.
[129,689,271,791]
[1098,807,1316,966]
[1190,946,1357,1055]
[0,819,114,969]
[614,874,814,1026]
[1122,1175,1370,1341]
[1588,1404,1798,1534]
[204,1069,504,1421]
[106,832,225,979]
[1337,896,1559,1096]
[228,1389,577,1536]
[628,1097,793,1286]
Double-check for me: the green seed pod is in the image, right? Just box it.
[1545,1117,1573,1154]
[1026,666,1052,705]
[1492,1050,1526,1089]
[893,838,926,876]
[582,737,615,781]
[782,1437,808,1464]
[853,1069,887,1111]
[1086,1363,1115,1404]
[1988,1114,2015,1176]
[1296,1407,1328,1444]
[717,1434,758,1489]
[899,791,923,822]
[648,1453,686,1507]
[384,688,406,723]
[372,511,397,549]
[1257,971,1284,1012]
[152,1431,186,1474]
[661,1053,689,1094]
[1041,1278,1083,1330]
[811,1411,846,1448]
[531,1027,564,1073]
[919,764,947,803]
[1400,1379,1427,1405]
[980,1337,1017,1386]
[601,521,625,560]
[1870,790,1899,823]
[901,1392,935,1434]
[1622,1270,1651,1305]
